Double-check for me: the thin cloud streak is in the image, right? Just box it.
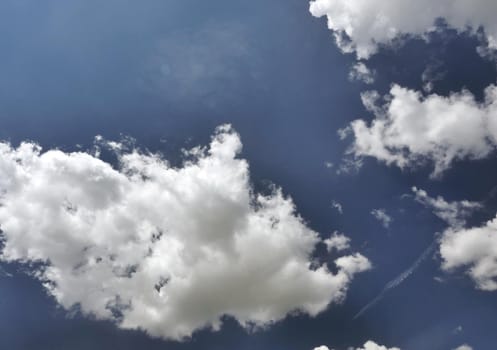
[353,241,436,319]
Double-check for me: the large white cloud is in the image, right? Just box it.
[309,0,497,59]
[313,340,400,350]
[347,84,497,177]
[0,125,370,340]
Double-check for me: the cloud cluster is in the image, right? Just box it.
[412,188,496,291]
[0,125,370,340]
[371,209,392,228]
[309,0,497,58]
[324,232,350,252]
[348,85,497,177]
[349,62,375,84]
[412,187,481,228]
[313,340,400,350]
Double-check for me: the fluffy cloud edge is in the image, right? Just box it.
[309,0,497,59]
[345,84,497,177]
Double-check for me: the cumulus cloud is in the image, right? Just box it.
[0,125,370,340]
[412,187,481,228]
[324,232,350,252]
[309,0,497,59]
[440,215,497,291]
[454,345,473,350]
[349,62,375,84]
[410,188,496,291]
[371,209,392,228]
[357,342,401,350]
[347,84,497,177]
[313,340,400,350]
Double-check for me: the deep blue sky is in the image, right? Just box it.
[0,1,496,349]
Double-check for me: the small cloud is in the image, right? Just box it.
[371,208,392,228]
[452,325,463,334]
[324,232,350,252]
[331,200,343,214]
[453,345,473,350]
[349,62,375,84]
[336,157,363,175]
[314,341,400,350]
[337,126,352,140]
[412,187,481,228]
[324,161,334,169]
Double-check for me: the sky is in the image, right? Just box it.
[0,1,496,349]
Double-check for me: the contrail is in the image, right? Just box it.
[353,241,436,320]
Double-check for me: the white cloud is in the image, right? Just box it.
[349,62,375,84]
[348,84,497,177]
[335,254,372,276]
[358,341,401,350]
[440,215,497,291]
[309,0,497,59]
[0,125,370,340]
[453,345,473,350]
[410,189,496,291]
[331,200,343,214]
[313,341,400,350]
[324,232,350,252]
[371,209,392,228]
[412,187,481,228]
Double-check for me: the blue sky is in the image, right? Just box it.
[0,1,496,350]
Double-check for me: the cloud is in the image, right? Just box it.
[347,84,497,177]
[331,200,343,214]
[309,0,497,59]
[412,187,481,228]
[324,232,350,252]
[371,209,392,228]
[454,345,473,350]
[0,125,370,340]
[440,215,497,291]
[408,188,496,291]
[354,241,436,319]
[313,341,400,350]
[141,22,258,109]
[349,62,375,84]
[358,342,401,350]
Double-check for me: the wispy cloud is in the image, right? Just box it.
[371,208,392,228]
[353,241,436,319]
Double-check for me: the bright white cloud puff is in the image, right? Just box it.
[313,340,400,350]
[0,125,370,340]
[347,85,497,177]
[309,0,497,58]
[441,215,497,291]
